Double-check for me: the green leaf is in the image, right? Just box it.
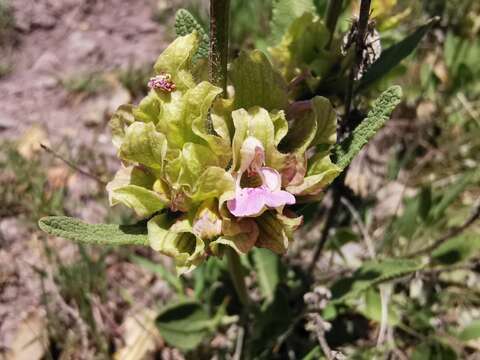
[174,9,209,60]
[334,86,402,170]
[458,320,480,342]
[155,300,211,351]
[130,255,184,294]
[252,248,281,303]
[430,172,475,221]
[330,258,424,303]
[361,288,400,326]
[358,18,438,91]
[431,234,480,265]
[230,50,289,112]
[411,341,457,360]
[38,216,148,246]
[270,0,315,42]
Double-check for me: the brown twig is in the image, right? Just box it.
[343,0,372,122]
[40,143,106,185]
[404,199,480,258]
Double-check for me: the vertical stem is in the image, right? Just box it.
[325,0,343,50]
[209,0,230,96]
[226,247,250,306]
[344,0,371,120]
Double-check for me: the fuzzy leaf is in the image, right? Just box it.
[358,18,438,91]
[330,258,424,303]
[230,50,289,112]
[174,9,209,60]
[334,86,402,169]
[38,216,148,246]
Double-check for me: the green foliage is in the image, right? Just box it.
[175,9,209,60]
[270,0,316,43]
[334,86,403,169]
[155,300,213,351]
[117,62,152,98]
[62,72,107,95]
[358,18,439,91]
[411,341,457,360]
[458,320,480,342]
[230,50,289,111]
[431,234,480,265]
[252,248,281,303]
[0,141,65,221]
[0,0,15,45]
[131,254,185,294]
[38,216,149,246]
[331,258,424,302]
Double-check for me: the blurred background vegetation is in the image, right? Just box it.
[0,0,479,359]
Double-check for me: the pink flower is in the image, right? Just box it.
[227,137,295,217]
[148,73,176,92]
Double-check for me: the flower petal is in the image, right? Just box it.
[263,189,296,209]
[227,187,267,217]
[259,167,281,191]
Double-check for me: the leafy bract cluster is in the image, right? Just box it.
[107,32,340,273]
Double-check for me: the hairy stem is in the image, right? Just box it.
[209,0,230,96]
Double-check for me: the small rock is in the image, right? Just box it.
[67,32,98,60]
[32,52,60,74]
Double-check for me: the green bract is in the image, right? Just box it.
[269,12,341,83]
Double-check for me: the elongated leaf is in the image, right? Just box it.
[130,255,184,294]
[334,86,402,169]
[155,301,211,351]
[330,258,424,302]
[430,172,475,221]
[174,9,209,60]
[252,248,281,303]
[431,234,480,265]
[38,216,148,246]
[358,17,438,91]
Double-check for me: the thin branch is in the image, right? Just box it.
[307,186,342,273]
[404,199,480,258]
[40,143,106,185]
[340,197,375,259]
